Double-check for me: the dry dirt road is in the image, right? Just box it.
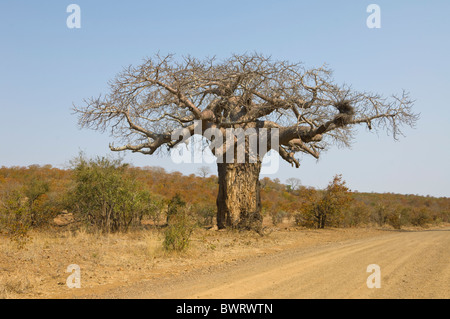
[80,228,449,299]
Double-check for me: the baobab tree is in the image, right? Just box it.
[74,53,418,231]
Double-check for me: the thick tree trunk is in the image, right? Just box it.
[216,161,262,231]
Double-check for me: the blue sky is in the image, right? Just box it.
[0,1,449,197]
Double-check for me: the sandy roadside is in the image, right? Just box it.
[22,224,448,299]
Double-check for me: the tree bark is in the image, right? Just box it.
[216,161,263,231]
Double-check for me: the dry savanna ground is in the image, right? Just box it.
[1,219,449,299]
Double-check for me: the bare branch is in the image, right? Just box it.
[73,53,418,166]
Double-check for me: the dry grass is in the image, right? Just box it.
[2,219,445,299]
[0,221,287,298]
[0,228,164,298]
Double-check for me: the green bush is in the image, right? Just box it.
[166,193,186,224]
[24,177,61,228]
[0,185,32,248]
[163,194,196,252]
[0,178,57,247]
[66,154,155,233]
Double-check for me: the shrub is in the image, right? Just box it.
[0,184,32,248]
[0,177,57,247]
[166,193,186,224]
[385,206,409,229]
[163,195,196,252]
[371,204,388,227]
[23,177,50,227]
[409,207,432,227]
[296,175,353,229]
[294,211,314,228]
[146,194,167,227]
[195,203,216,227]
[66,154,154,233]
[342,201,370,227]
[386,212,402,229]
[270,210,289,226]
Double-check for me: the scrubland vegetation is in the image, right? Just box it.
[1,155,449,250]
[1,155,449,298]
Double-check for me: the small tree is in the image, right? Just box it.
[286,177,301,192]
[197,166,211,178]
[298,175,353,228]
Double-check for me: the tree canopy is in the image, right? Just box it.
[74,53,418,167]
